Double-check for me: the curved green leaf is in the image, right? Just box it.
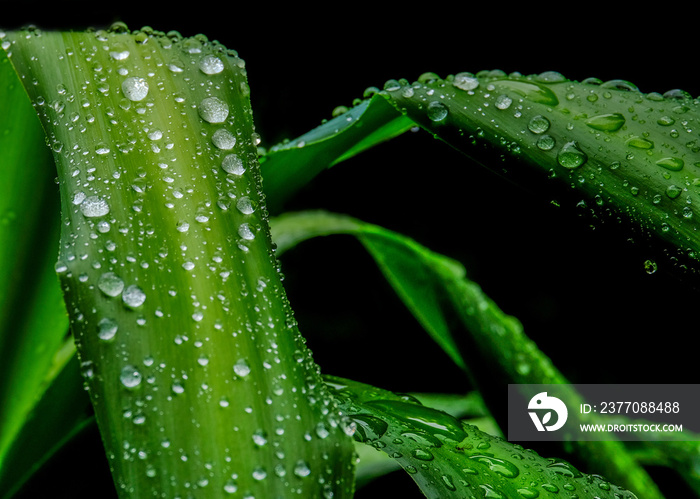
[260,93,413,213]
[326,374,639,499]
[382,71,700,268]
[270,210,665,498]
[4,26,355,498]
[0,43,74,496]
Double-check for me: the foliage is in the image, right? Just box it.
[0,16,698,499]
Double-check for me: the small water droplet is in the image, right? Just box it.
[97,317,118,340]
[80,196,110,217]
[122,77,149,102]
[199,97,229,123]
[98,272,124,297]
[120,365,142,388]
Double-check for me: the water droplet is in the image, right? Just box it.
[492,79,559,106]
[122,77,149,102]
[80,196,110,217]
[666,184,683,199]
[238,223,255,240]
[351,414,388,442]
[470,455,520,478]
[120,365,142,389]
[97,317,118,340]
[236,196,255,215]
[626,136,654,149]
[293,460,311,478]
[233,358,251,377]
[656,157,684,171]
[199,55,224,75]
[98,272,124,297]
[109,43,130,61]
[585,113,626,132]
[252,429,267,446]
[536,135,555,151]
[557,141,587,169]
[122,284,146,308]
[411,448,434,461]
[199,97,229,123]
[452,72,479,91]
[528,115,550,134]
[222,154,245,175]
[495,94,512,110]
[427,101,449,122]
[212,129,236,150]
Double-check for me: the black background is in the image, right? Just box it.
[4,4,700,497]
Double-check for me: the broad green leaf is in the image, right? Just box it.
[0,44,75,494]
[4,26,355,498]
[326,375,640,499]
[260,94,413,213]
[270,210,665,498]
[382,71,700,268]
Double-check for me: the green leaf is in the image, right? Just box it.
[4,26,355,498]
[260,94,413,213]
[326,374,640,499]
[270,210,665,498]
[382,71,700,268]
[0,44,75,495]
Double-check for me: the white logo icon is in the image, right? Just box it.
[528,392,568,431]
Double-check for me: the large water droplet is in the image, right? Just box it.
[222,154,245,175]
[656,157,684,171]
[80,196,110,217]
[452,72,479,91]
[427,101,449,122]
[585,113,626,132]
[122,284,146,308]
[557,141,587,169]
[199,97,229,123]
[122,77,149,102]
[199,55,224,75]
[233,358,251,377]
[293,460,311,478]
[212,128,236,150]
[528,115,550,134]
[236,196,255,215]
[470,455,520,478]
[98,271,124,297]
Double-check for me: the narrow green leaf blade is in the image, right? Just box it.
[270,210,665,498]
[0,42,73,492]
[327,375,640,499]
[260,94,413,212]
